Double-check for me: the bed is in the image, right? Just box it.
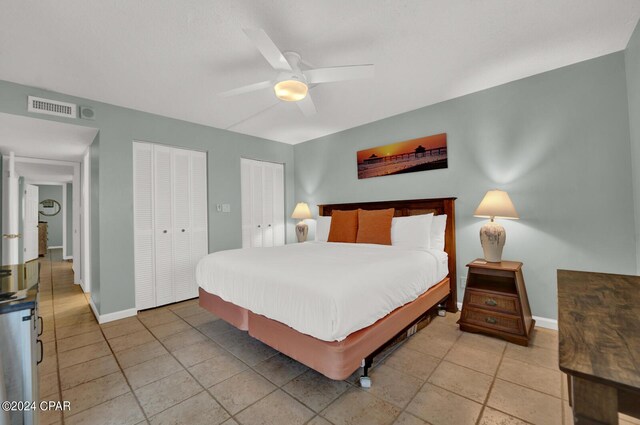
[197,197,457,381]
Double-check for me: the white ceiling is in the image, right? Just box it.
[0,113,98,161]
[1,1,639,145]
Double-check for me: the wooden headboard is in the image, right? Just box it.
[318,197,457,312]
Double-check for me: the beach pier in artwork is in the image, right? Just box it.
[357,133,448,179]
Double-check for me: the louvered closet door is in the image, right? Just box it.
[250,160,264,248]
[133,143,156,310]
[272,163,285,246]
[172,148,193,302]
[261,163,275,247]
[189,150,209,298]
[240,159,252,248]
[153,145,175,306]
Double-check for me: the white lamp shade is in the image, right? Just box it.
[474,190,519,219]
[291,202,312,220]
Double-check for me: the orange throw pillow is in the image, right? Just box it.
[327,210,359,243]
[356,208,395,245]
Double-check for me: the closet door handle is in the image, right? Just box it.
[268,224,272,227]
[257,225,261,228]
[181,229,186,233]
[163,230,168,234]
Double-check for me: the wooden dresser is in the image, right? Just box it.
[558,270,640,424]
[38,222,48,257]
[457,259,534,346]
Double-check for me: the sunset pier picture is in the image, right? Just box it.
[357,133,448,179]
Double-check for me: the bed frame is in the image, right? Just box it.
[199,197,457,382]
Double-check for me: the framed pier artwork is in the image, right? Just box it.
[357,133,448,179]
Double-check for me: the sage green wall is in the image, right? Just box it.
[294,52,637,321]
[0,80,295,315]
[37,185,63,247]
[66,183,72,258]
[626,19,640,273]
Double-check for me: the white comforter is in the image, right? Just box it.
[196,242,447,342]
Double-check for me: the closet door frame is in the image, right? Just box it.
[240,158,286,248]
[133,140,209,310]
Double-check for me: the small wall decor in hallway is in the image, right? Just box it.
[357,133,448,179]
[39,198,61,216]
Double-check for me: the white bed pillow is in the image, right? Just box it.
[430,214,447,251]
[391,213,433,250]
[315,216,332,242]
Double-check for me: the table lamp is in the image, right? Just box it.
[292,202,312,242]
[473,190,519,262]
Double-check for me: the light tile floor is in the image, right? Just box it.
[37,250,639,425]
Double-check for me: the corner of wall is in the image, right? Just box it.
[625,18,640,274]
[90,132,101,312]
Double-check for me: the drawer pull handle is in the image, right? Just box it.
[485,298,497,307]
[486,317,497,325]
[36,339,43,365]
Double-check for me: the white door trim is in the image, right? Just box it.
[1,153,20,265]
[18,155,82,285]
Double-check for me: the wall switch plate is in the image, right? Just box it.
[222,204,231,213]
[216,204,222,212]
[459,276,467,289]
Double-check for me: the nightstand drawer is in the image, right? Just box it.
[461,307,523,334]
[466,290,519,314]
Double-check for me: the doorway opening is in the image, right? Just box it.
[0,113,98,293]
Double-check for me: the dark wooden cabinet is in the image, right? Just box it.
[38,222,48,257]
[457,259,534,346]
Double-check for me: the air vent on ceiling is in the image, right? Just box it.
[27,96,77,118]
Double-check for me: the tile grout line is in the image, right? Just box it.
[473,341,507,425]
[92,326,152,423]
[45,250,66,425]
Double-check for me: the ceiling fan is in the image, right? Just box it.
[219,28,375,116]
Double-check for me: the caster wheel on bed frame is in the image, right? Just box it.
[360,376,372,388]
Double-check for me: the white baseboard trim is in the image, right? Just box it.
[88,297,137,324]
[532,316,558,330]
[63,255,73,260]
[48,246,63,249]
[88,297,99,321]
[456,302,557,331]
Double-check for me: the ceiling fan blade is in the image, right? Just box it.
[218,80,272,97]
[296,93,316,117]
[243,28,292,71]
[304,64,374,84]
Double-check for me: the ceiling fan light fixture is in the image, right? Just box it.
[274,79,308,101]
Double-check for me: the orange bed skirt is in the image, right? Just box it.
[199,277,450,380]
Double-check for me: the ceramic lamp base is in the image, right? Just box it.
[295,222,308,243]
[480,220,506,262]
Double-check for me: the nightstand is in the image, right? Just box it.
[457,259,535,346]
